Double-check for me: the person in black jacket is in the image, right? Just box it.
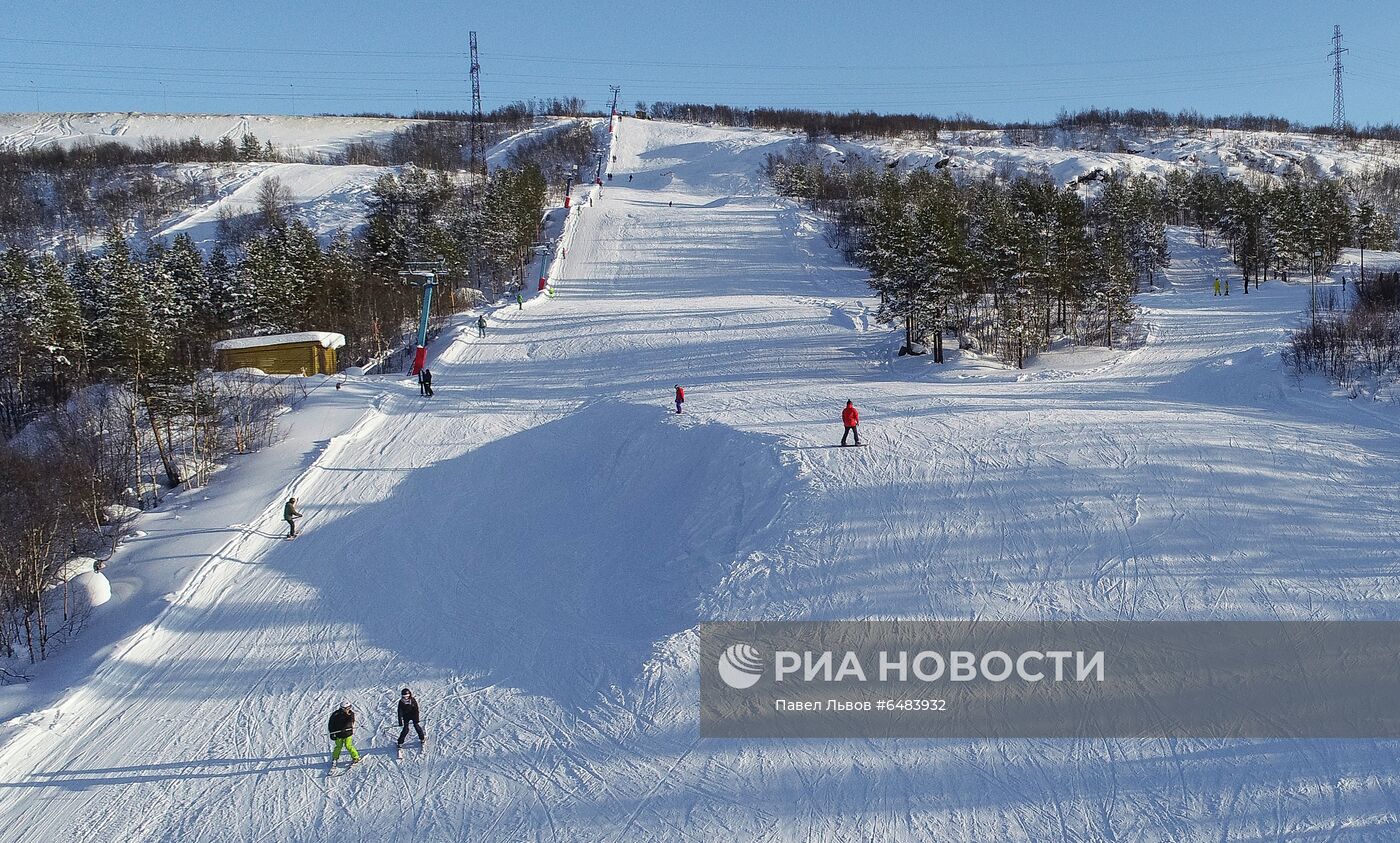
[418,368,434,397]
[397,688,426,747]
[327,701,361,766]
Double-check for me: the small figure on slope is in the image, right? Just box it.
[517,292,524,310]
[397,688,426,751]
[328,701,361,768]
[418,367,434,397]
[1213,277,1221,296]
[284,497,302,538]
[477,315,487,338]
[841,400,861,447]
[675,385,685,415]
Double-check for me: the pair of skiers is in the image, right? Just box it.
[1213,277,1230,296]
[326,689,426,767]
[418,368,434,397]
[671,386,861,446]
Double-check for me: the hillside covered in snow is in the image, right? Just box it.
[0,111,589,252]
[0,115,1398,841]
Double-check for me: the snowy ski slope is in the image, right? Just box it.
[2,118,1400,840]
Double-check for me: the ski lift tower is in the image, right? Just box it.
[531,243,552,291]
[400,260,445,376]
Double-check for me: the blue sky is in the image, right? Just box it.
[3,0,1398,126]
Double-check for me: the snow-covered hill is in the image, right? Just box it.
[822,124,1400,189]
[0,112,427,156]
[0,112,589,250]
[1,116,1399,841]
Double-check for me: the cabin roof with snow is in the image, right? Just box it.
[213,332,346,352]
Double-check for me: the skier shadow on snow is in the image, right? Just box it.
[3,754,326,791]
[275,402,797,711]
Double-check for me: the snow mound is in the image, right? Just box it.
[282,401,796,708]
[71,571,111,609]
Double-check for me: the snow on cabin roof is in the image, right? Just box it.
[213,332,346,351]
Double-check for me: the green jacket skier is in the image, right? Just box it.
[284,497,302,538]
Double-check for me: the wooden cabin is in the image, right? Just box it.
[213,332,346,375]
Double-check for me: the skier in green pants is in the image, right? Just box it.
[328,701,361,767]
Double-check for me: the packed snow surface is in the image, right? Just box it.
[1,118,1400,841]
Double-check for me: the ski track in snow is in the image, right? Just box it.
[2,119,1400,841]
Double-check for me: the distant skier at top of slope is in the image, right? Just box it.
[397,688,426,748]
[327,701,361,767]
[675,385,685,414]
[284,497,302,538]
[841,400,861,447]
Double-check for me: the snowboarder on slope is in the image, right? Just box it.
[418,367,434,397]
[675,385,685,414]
[328,701,361,766]
[477,315,487,337]
[841,400,861,447]
[284,497,302,538]
[397,688,426,748]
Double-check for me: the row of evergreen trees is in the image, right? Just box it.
[1158,169,1396,287]
[768,149,1397,367]
[767,150,1168,365]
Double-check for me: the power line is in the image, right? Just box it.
[0,35,462,58]
[481,44,1311,73]
[0,35,1308,72]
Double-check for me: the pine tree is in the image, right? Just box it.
[0,249,48,435]
[164,233,209,368]
[35,254,83,399]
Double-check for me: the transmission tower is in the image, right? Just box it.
[1329,24,1348,132]
[469,31,486,175]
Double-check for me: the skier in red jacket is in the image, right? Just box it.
[675,385,685,414]
[841,400,860,446]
